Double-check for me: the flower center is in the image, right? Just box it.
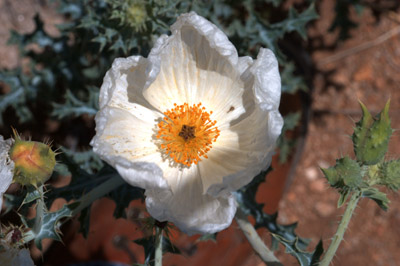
[156,103,220,166]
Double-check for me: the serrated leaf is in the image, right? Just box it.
[92,35,107,52]
[353,101,392,165]
[321,156,363,189]
[33,202,80,250]
[272,234,323,266]
[281,63,308,93]
[236,169,310,251]
[108,183,144,218]
[22,188,42,205]
[361,187,389,211]
[52,88,99,119]
[270,3,319,40]
[197,233,217,242]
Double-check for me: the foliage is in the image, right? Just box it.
[322,101,395,212]
[236,169,322,265]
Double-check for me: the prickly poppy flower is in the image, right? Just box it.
[91,12,283,234]
[0,136,14,210]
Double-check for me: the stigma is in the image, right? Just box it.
[156,103,220,166]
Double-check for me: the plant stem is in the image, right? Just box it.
[235,207,282,266]
[72,174,125,216]
[33,185,45,235]
[319,191,361,266]
[155,227,163,266]
[22,175,125,245]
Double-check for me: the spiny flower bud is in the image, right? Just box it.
[126,1,147,31]
[352,100,392,165]
[8,131,56,187]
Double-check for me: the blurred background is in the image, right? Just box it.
[0,0,399,265]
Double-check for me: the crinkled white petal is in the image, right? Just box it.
[0,136,14,209]
[143,12,250,126]
[145,166,236,235]
[91,12,283,235]
[199,48,283,196]
[91,106,170,191]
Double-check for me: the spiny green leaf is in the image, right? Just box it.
[272,234,323,266]
[380,159,400,190]
[353,100,392,165]
[236,169,310,251]
[33,202,80,250]
[321,156,363,189]
[270,3,319,40]
[51,87,99,119]
[361,187,390,211]
[281,62,308,93]
[22,188,42,205]
[108,183,144,218]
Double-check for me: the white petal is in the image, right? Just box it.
[91,106,169,190]
[99,56,156,111]
[142,12,249,125]
[145,166,236,235]
[249,48,281,111]
[200,47,283,196]
[0,136,14,210]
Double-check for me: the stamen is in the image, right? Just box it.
[156,103,220,166]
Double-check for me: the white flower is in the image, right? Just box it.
[91,12,283,235]
[0,135,14,211]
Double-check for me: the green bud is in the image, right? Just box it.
[321,156,363,189]
[380,159,400,190]
[352,100,392,165]
[9,133,56,187]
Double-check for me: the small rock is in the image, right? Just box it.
[315,202,335,217]
[304,167,318,181]
[310,178,327,192]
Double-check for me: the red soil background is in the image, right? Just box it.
[1,0,399,265]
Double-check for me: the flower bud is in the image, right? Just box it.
[9,134,56,187]
[352,100,392,165]
[126,1,147,31]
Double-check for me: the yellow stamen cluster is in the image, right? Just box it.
[157,103,220,166]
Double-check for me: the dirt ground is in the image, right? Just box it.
[1,0,400,266]
[275,1,400,265]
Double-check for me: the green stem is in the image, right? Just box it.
[235,207,282,266]
[319,191,361,266]
[29,185,46,241]
[22,175,125,245]
[72,174,125,216]
[155,227,163,266]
